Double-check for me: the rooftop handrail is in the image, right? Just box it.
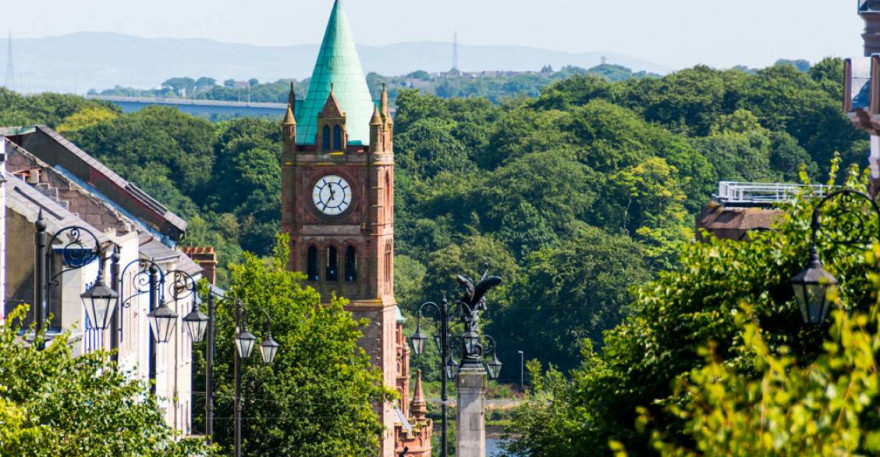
[715,181,830,204]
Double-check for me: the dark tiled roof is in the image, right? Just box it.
[6,172,112,248]
[5,139,133,236]
[138,233,202,277]
[696,202,784,241]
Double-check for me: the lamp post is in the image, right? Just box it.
[789,189,880,324]
[411,289,501,457]
[34,211,117,349]
[181,290,278,455]
[116,259,185,394]
[412,297,451,457]
[517,350,524,394]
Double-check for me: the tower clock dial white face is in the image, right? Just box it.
[312,175,352,216]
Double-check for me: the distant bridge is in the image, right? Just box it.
[86,95,287,118]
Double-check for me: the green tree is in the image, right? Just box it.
[645,299,880,456]
[208,118,281,255]
[422,234,519,320]
[774,58,811,72]
[196,77,217,91]
[199,235,390,457]
[506,164,879,456]
[0,307,208,456]
[56,106,118,133]
[394,117,470,179]
[492,225,652,372]
[162,77,196,96]
[810,57,845,101]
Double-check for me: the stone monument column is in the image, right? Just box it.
[456,364,487,457]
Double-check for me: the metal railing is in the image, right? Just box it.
[715,182,830,205]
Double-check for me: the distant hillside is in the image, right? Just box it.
[94,64,657,111]
[0,32,670,93]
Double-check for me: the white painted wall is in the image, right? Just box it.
[0,140,6,324]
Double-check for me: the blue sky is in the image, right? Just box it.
[5,0,866,69]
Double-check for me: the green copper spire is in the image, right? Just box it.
[296,0,374,146]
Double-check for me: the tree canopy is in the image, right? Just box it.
[506,165,880,456]
[0,57,866,382]
[194,236,390,457]
[0,307,208,457]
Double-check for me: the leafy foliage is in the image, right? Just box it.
[646,301,880,456]
[0,307,209,456]
[2,57,865,380]
[195,235,390,457]
[506,165,880,456]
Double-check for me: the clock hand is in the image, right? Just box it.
[327,183,336,202]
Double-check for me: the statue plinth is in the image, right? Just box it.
[456,365,487,457]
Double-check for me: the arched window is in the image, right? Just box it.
[384,241,392,293]
[326,246,339,281]
[344,246,357,282]
[322,125,331,150]
[333,125,343,150]
[307,246,319,281]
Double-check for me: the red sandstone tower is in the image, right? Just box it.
[280,2,431,455]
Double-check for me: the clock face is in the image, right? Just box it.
[312,175,352,216]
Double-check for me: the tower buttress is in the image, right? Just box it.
[280,83,298,262]
[370,105,383,153]
[380,84,393,152]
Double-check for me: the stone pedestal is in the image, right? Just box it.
[456,365,487,457]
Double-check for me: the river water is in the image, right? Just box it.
[487,438,502,456]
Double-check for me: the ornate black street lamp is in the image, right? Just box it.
[117,259,191,394]
[234,317,257,359]
[183,299,209,344]
[259,326,280,365]
[80,274,117,332]
[790,189,880,324]
[790,247,839,324]
[181,290,278,455]
[485,336,503,380]
[35,211,116,346]
[411,268,503,457]
[118,260,184,342]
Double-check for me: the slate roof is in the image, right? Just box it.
[138,232,202,277]
[6,171,112,249]
[1,126,187,243]
[5,139,133,236]
[296,0,375,146]
[695,201,784,242]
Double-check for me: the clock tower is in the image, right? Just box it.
[280,2,430,456]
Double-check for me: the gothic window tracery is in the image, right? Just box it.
[327,245,339,281]
[345,246,357,282]
[322,125,331,150]
[307,245,319,281]
[333,125,343,150]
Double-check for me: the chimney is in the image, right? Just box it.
[183,246,217,285]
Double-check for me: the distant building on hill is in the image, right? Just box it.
[696,181,828,241]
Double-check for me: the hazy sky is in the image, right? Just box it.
[5,0,867,69]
